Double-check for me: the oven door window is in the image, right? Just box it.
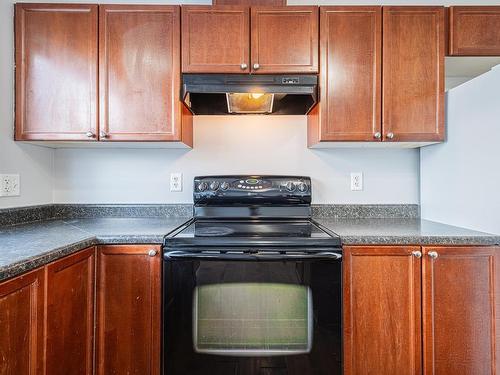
[193,283,312,356]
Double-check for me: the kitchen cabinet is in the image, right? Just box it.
[382,6,445,142]
[449,6,500,56]
[308,7,381,144]
[96,245,161,375]
[45,247,95,375]
[344,245,499,375]
[181,6,318,74]
[14,4,98,141]
[0,269,45,375]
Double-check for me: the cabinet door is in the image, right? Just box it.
[0,269,44,375]
[449,6,500,56]
[99,6,183,141]
[382,7,445,142]
[96,245,161,375]
[251,6,318,73]
[343,246,422,375]
[182,6,250,73]
[45,247,95,375]
[422,246,498,374]
[308,7,381,145]
[15,4,98,141]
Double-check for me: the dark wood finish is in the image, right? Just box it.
[308,7,381,145]
[382,7,445,142]
[251,6,318,73]
[0,269,44,375]
[15,4,98,141]
[343,246,422,375]
[449,6,500,56]
[99,5,188,142]
[45,247,95,375]
[422,246,498,374]
[214,0,285,6]
[96,245,161,375]
[181,6,250,73]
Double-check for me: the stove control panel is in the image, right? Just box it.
[193,175,311,205]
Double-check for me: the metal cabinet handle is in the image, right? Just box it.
[85,131,95,138]
[99,130,108,139]
[148,249,157,257]
[428,251,439,259]
[253,63,260,70]
[386,132,394,139]
[374,132,381,139]
[411,250,422,258]
[240,63,248,70]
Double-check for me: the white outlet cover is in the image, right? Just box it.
[0,174,20,197]
[170,173,182,192]
[350,172,363,191]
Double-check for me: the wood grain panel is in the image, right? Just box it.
[15,4,98,141]
[181,6,250,73]
[251,6,318,73]
[0,269,44,375]
[309,7,381,144]
[96,245,161,375]
[343,246,422,375]
[449,6,500,56]
[99,5,183,142]
[382,7,445,142]
[422,246,497,375]
[214,0,285,5]
[45,247,95,375]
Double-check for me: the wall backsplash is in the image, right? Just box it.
[53,116,419,204]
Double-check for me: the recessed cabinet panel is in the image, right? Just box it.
[382,7,445,142]
[450,7,500,56]
[15,4,98,141]
[182,6,250,73]
[251,7,318,73]
[99,6,182,141]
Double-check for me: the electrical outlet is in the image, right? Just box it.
[350,172,363,191]
[0,174,20,197]
[170,173,182,192]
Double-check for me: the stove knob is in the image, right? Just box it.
[297,182,308,192]
[198,182,208,192]
[285,181,296,192]
[210,181,220,191]
[220,182,230,191]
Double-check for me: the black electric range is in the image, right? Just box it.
[162,176,342,375]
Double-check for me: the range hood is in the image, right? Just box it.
[182,74,318,115]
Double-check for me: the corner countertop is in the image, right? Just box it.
[1,216,499,282]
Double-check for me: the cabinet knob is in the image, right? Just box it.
[386,132,394,140]
[99,130,109,139]
[428,251,439,259]
[374,132,381,139]
[253,63,260,70]
[411,250,422,258]
[240,63,248,70]
[148,249,157,257]
[85,131,95,138]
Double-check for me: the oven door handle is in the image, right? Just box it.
[164,250,342,261]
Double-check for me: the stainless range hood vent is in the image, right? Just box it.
[182,74,318,115]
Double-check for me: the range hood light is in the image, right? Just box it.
[226,93,275,114]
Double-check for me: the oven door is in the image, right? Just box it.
[163,249,342,375]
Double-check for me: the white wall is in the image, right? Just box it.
[0,0,53,209]
[421,66,500,234]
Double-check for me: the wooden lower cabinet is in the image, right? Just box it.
[96,245,161,375]
[45,247,95,375]
[0,269,45,375]
[344,245,499,375]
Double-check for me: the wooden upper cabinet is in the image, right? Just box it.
[343,246,422,375]
[15,4,98,141]
[45,248,95,375]
[214,0,285,5]
[0,269,44,375]
[181,6,250,73]
[96,245,161,375]
[382,7,445,142]
[251,7,318,73]
[308,7,381,145]
[99,5,187,142]
[422,246,498,374]
[449,6,500,56]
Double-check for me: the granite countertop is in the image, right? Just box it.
[1,215,499,282]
